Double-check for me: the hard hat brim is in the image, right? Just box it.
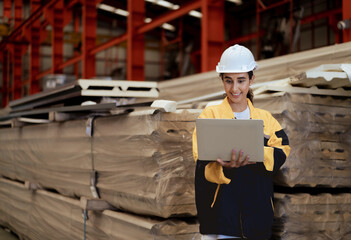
[216,66,258,73]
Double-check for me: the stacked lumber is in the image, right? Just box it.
[0,177,200,240]
[0,118,92,197]
[254,93,351,188]
[176,62,351,239]
[94,110,200,217]
[252,65,351,240]
[1,43,351,239]
[272,193,351,240]
[0,109,200,219]
[159,42,351,102]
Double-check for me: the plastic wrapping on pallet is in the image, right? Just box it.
[93,110,200,217]
[0,119,92,197]
[272,193,351,240]
[254,93,351,187]
[0,178,201,240]
[0,109,200,218]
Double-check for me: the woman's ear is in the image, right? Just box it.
[249,74,255,85]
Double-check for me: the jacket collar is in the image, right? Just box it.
[220,97,257,119]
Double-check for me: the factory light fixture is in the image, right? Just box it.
[98,3,129,17]
[227,0,243,5]
[189,10,202,18]
[145,0,201,18]
[162,23,176,31]
[97,3,176,31]
[145,0,179,10]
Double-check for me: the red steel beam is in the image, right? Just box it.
[3,0,11,23]
[13,45,23,100]
[2,1,11,104]
[0,0,65,51]
[225,30,265,47]
[33,54,82,81]
[201,0,224,72]
[342,0,351,42]
[1,51,9,107]
[301,8,342,25]
[328,14,341,44]
[257,0,291,12]
[36,69,52,80]
[127,0,145,81]
[73,10,80,77]
[14,0,22,29]
[13,0,23,100]
[137,0,201,35]
[29,0,41,94]
[67,0,81,9]
[256,0,260,58]
[289,0,293,53]
[82,0,97,79]
[90,34,128,55]
[59,54,82,69]
[256,0,293,56]
[91,0,201,56]
[52,1,64,74]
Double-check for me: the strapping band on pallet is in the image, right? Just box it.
[86,116,100,199]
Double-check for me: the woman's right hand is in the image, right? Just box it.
[216,149,254,168]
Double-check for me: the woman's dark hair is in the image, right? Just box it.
[220,71,254,103]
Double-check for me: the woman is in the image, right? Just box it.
[192,44,290,240]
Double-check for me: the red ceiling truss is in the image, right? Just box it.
[0,0,349,107]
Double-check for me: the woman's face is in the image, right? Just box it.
[222,72,254,105]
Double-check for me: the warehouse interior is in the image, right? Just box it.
[0,0,350,239]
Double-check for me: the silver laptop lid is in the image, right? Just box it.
[196,118,264,162]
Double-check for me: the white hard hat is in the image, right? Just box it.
[216,44,258,73]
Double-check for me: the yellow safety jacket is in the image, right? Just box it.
[193,97,290,183]
[192,97,290,239]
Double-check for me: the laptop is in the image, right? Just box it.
[196,118,264,162]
